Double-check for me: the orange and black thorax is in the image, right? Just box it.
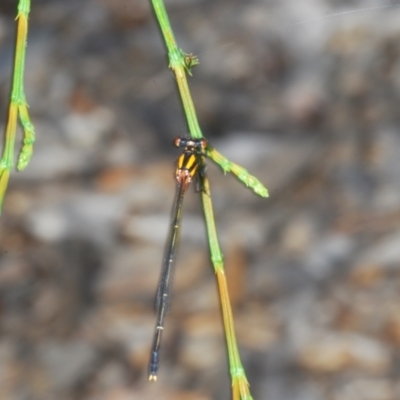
[174,138,207,190]
[176,147,201,189]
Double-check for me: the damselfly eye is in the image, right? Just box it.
[173,137,182,148]
[199,139,207,149]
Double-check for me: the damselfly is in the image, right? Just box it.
[148,137,207,381]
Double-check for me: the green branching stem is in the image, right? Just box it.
[0,0,35,212]
[149,0,268,397]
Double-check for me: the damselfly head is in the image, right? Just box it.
[174,137,207,152]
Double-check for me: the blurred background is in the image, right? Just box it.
[1,0,400,399]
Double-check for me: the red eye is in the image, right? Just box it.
[173,137,181,148]
[200,139,207,149]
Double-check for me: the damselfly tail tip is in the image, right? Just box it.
[149,374,158,382]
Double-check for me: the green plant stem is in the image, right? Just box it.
[206,145,269,198]
[201,173,253,400]
[150,0,267,397]
[149,0,268,199]
[150,0,203,139]
[0,0,35,213]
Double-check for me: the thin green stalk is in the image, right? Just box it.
[0,0,35,212]
[150,1,268,397]
[206,145,268,198]
[151,0,268,400]
[201,173,253,400]
[150,0,202,139]
[149,0,268,199]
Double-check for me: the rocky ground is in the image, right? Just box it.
[1,0,400,399]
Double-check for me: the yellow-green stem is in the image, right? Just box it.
[201,173,254,400]
[0,0,35,212]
